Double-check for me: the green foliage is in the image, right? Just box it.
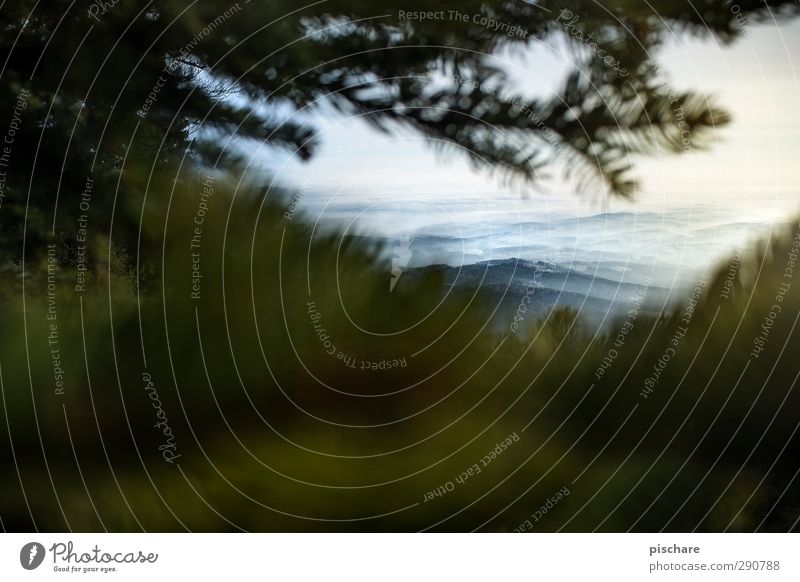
[1,174,798,531]
[2,0,800,533]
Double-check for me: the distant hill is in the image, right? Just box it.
[398,259,672,332]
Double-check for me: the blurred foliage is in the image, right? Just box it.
[1,1,800,532]
[1,174,798,531]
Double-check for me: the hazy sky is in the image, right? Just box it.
[253,16,800,275]
[265,18,798,191]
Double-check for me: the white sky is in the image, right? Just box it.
[255,16,800,236]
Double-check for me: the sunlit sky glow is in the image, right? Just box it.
[250,18,800,283]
